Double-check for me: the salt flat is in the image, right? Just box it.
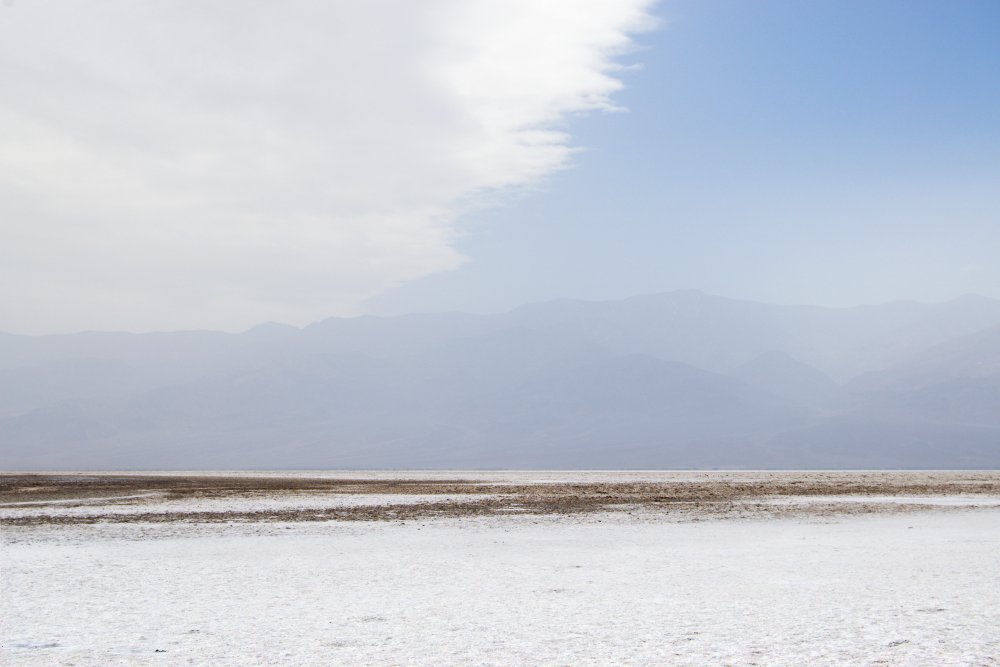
[2,472,999,666]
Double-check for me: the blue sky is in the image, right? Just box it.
[368,0,1000,314]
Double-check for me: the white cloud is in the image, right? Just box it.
[0,0,654,333]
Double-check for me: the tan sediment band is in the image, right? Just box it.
[3,472,999,526]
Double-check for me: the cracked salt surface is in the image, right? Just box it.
[3,506,999,666]
[763,494,1000,507]
[0,493,163,507]
[0,493,493,520]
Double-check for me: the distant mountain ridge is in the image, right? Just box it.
[2,291,1000,469]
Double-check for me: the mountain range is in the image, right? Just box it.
[3,290,1000,469]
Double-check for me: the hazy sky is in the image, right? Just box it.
[369,0,1000,316]
[2,0,998,334]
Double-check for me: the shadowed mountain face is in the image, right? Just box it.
[2,292,1000,469]
[730,351,838,408]
[839,325,1000,429]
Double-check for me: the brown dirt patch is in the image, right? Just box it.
[3,471,999,526]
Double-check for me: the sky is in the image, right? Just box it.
[1,0,998,334]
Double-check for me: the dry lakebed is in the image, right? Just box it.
[2,471,999,665]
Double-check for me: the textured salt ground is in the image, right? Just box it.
[764,495,1000,507]
[3,509,1000,666]
[6,471,999,527]
[0,493,495,520]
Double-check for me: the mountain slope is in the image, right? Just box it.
[730,351,838,408]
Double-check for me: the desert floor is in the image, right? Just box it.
[3,471,999,665]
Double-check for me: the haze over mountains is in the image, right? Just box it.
[2,290,1000,470]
